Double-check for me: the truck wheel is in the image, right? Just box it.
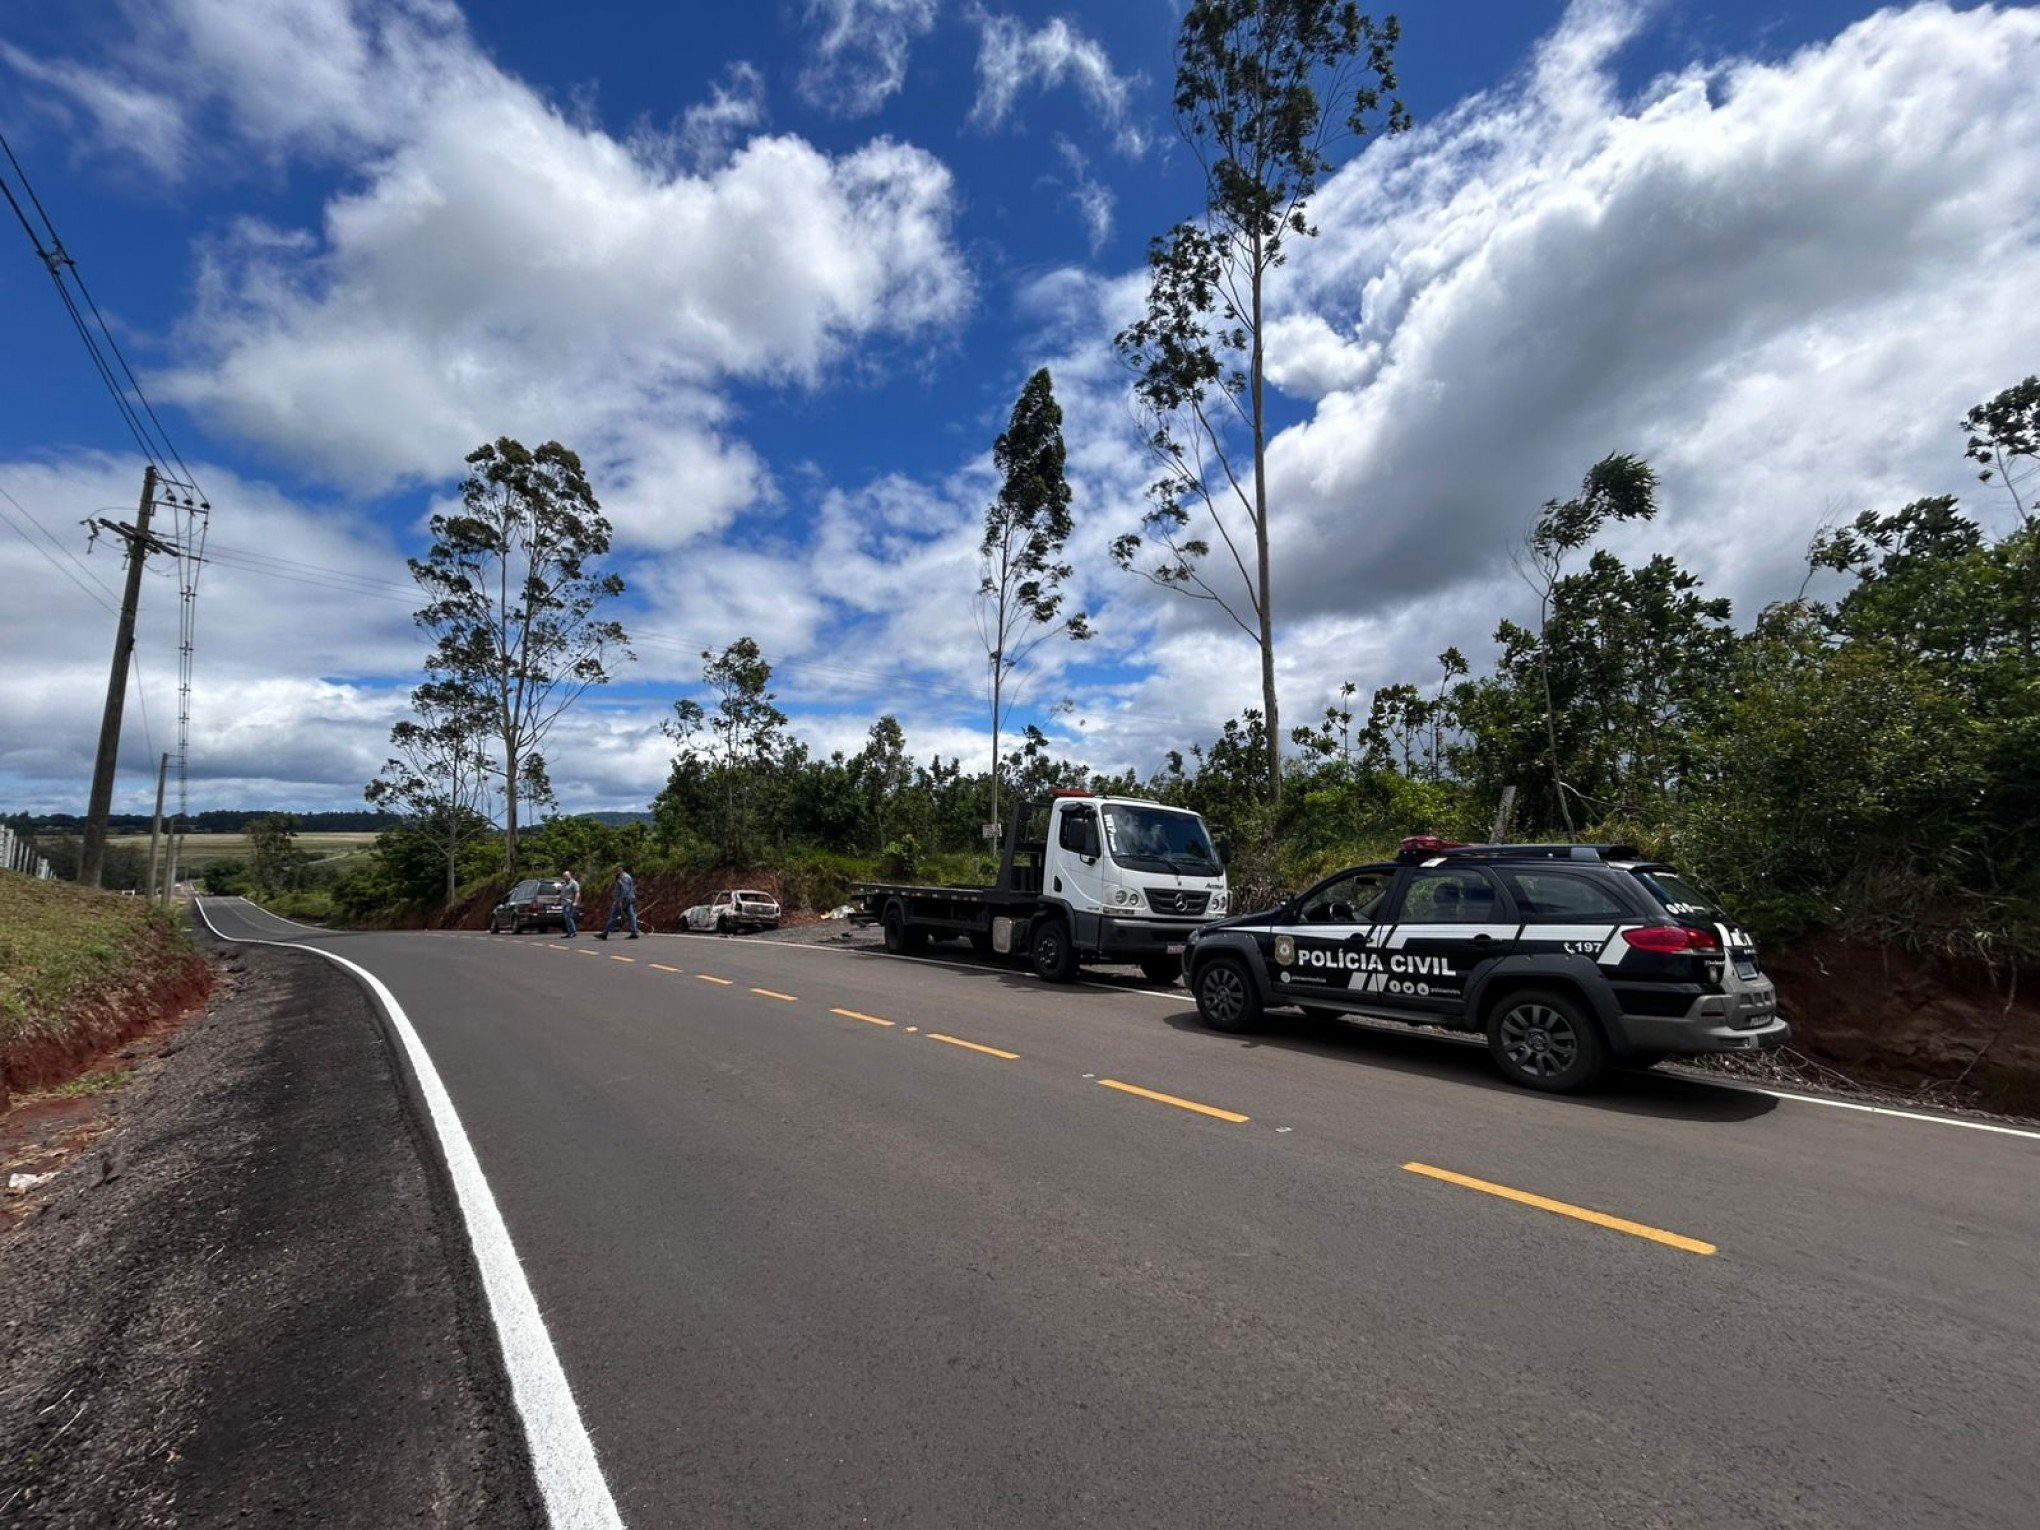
[882,904,926,955]
[1030,919,1079,983]
[1486,989,1608,1092]
[1138,957,1180,987]
[716,914,731,935]
[1193,956,1262,1034]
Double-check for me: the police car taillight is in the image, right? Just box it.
[1622,924,1721,954]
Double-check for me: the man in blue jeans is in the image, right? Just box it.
[558,869,580,938]
[596,863,640,940]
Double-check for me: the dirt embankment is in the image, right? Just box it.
[1766,934,2039,1114]
[0,874,213,1110]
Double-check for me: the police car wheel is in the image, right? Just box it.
[1195,957,1262,1034]
[1487,989,1607,1092]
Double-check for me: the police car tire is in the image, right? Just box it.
[1485,988,1608,1092]
[1194,956,1262,1034]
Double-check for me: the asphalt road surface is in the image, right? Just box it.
[198,898,2040,1527]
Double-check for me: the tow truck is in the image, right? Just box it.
[850,791,1231,984]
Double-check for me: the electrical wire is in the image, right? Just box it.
[0,477,121,607]
[0,497,118,613]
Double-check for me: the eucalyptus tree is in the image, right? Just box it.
[974,367,1091,828]
[365,679,497,905]
[1114,0,1408,805]
[407,437,630,875]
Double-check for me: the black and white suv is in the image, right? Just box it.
[1182,838,1785,1092]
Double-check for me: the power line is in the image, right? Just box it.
[0,496,118,613]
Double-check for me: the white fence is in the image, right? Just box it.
[1,825,54,879]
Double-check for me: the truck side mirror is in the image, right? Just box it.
[1216,835,1234,867]
[1082,823,1101,860]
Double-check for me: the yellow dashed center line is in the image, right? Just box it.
[610,955,635,963]
[829,1007,895,1027]
[924,1032,1018,1059]
[697,975,733,986]
[751,988,799,1002]
[649,963,680,973]
[1402,1162,1718,1256]
[1098,1079,1248,1123]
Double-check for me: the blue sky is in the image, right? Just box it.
[3,0,2037,816]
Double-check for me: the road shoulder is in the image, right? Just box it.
[0,938,541,1527]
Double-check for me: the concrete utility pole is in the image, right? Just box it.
[145,750,169,903]
[79,465,176,888]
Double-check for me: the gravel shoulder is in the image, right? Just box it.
[0,939,541,1528]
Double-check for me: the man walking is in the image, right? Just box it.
[596,863,640,940]
[559,868,581,938]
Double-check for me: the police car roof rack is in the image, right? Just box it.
[1397,836,1640,864]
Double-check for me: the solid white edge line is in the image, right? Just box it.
[1694,1078,2040,1141]
[195,898,624,1528]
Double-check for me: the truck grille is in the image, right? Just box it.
[1144,889,1210,916]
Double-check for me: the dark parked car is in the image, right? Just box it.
[488,878,569,934]
[1183,838,1784,1092]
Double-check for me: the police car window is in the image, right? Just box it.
[1297,870,1392,925]
[1497,871,1625,919]
[1398,868,1502,923]
[1631,869,1723,919]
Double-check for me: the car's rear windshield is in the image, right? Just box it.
[1629,868,1724,920]
[735,890,771,900]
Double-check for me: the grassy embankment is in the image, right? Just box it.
[0,872,211,1108]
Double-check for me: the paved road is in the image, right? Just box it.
[199,899,2040,1527]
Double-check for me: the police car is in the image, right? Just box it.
[1181,837,1785,1092]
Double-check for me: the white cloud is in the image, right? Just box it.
[1055,139,1114,253]
[970,10,1147,155]
[675,61,768,172]
[8,1,971,550]
[796,0,941,118]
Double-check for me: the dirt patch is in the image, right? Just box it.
[0,960,212,1110]
[0,942,540,1527]
[1764,934,2040,1114]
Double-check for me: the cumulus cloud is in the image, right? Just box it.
[1262,0,2040,630]
[970,10,1147,155]
[675,61,769,172]
[8,1,971,549]
[796,0,941,118]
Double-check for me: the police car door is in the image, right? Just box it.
[1370,864,1516,1021]
[1268,865,1397,1010]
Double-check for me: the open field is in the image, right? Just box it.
[101,831,380,866]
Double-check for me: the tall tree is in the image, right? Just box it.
[1114,0,1407,806]
[365,679,498,905]
[246,813,307,895]
[664,637,790,864]
[974,368,1090,832]
[408,438,630,876]
[1515,454,1658,833]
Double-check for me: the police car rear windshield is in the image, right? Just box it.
[1630,868,1724,920]
[1101,804,1221,875]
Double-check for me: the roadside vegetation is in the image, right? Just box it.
[0,872,210,1107]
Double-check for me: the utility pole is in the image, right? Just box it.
[79,465,176,888]
[145,751,169,903]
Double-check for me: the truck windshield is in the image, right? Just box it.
[1100,804,1221,875]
